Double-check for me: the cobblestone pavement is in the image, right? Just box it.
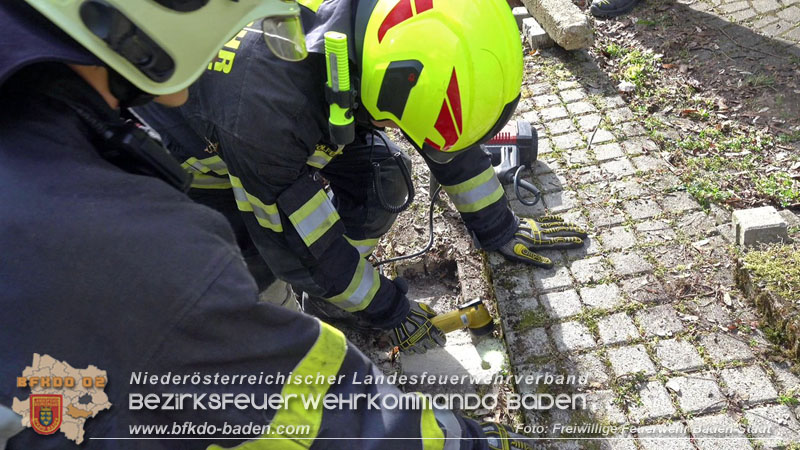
[695,0,800,50]
[488,46,800,447]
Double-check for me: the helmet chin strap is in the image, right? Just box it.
[108,69,154,108]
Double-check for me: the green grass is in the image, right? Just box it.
[755,173,800,207]
[743,245,800,301]
[516,308,550,331]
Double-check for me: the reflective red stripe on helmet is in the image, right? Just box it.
[430,68,461,150]
[447,69,462,133]
[378,0,434,43]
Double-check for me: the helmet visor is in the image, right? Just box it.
[260,15,307,62]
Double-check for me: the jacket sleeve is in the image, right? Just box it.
[139,254,482,450]
[424,146,518,251]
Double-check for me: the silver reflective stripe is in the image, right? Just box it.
[230,176,282,232]
[0,404,23,449]
[328,257,379,311]
[433,408,462,450]
[445,175,502,213]
[307,153,331,169]
[293,197,338,247]
[182,156,229,176]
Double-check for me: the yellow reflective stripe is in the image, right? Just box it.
[288,190,340,247]
[181,155,229,176]
[306,150,333,169]
[206,321,347,450]
[230,175,283,232]
[344,236,379,257]
[191,173,233,190]
[328,257,379,311]
[417,394,445,450]
[297,0,324,12]
[442,167,504,213]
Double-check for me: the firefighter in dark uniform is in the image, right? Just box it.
[135,0,589,354]
[0,0,533,448]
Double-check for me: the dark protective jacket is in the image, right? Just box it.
[0,2,483,448]
[134,0,518,329]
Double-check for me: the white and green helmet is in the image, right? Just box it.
[23,0,306,95]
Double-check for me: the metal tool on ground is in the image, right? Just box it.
[431,298,494,336]
[483,119,541,206]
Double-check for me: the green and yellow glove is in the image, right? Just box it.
[498,216,588,269]
[390,300,447,354]
[481,422,535,450]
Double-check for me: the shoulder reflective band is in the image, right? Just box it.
[288,190,341,249]
[230,175,283,232]
[327,256,379,312]
[344,236,379,257]
[207,320,347,450]
[441,166,504,214]
[297,0,324,12]
[181,155,229,176]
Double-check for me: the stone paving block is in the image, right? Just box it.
[580,283,623,311]
[551,321,597,352]
[565,148,591,166]
[699,333,755,364]
[777,6,800,23]
[689,413,753,450]
[534,171,567,194]
[597,313,640,345]
[566,101,597,116]
[638,423,694,450]
[618,121,647,137]
[599,226,637,251]
[665,373,726,413]
[763,20,793,37]
[529,82,552,96]
[719,0,749,13]
[521,0,593,50]
[509,198,548,217]
[540,289,583,319]
[601,96,626,109]
[752,0,781,13]
[402,335,508,382]
[544,190,579,214]
[635,305,685,338]
[546,118,577,136]
[635,219,677,243]
[782,24,800,41]
[631,154,669,172]
[532,159,555,175]
[593,143,625,161]
[600,158,636,179]
[732,206,789,247]
[540,105,569,121]
[778,209,800,228]
[720,365,778,405]
[610,179,646,200]
[564,352,610,387]
[600,436,637,450]
[607,344,656,376]
[730,8,758,21]
[569,256,610,284]
[507,327,553,363]
[628,381,677,422]
[744,405,800,449]
[533,265,574,293]
[559,209,591,229]
[769,361,800,393]
[620,275,668,303]
[576,114,602,132]
[559,88,587,103]
[588,206,626,228]
[512,6,531,29]
[606,108,634,124]
[552,132,584,150]
[585,390,627,424]
[650,173,682,192]
[661,192,701,214]
[609,252,653,277]
[624,198,663,220]
[753,15,779,28]
[655,338,705,372]
[590,128,616,145]
[534,94,561,109]
[522,17,555,49]
[676,211,717,238]
[556,80,580,91]
[621,137,658,156]
[565,235,603,259]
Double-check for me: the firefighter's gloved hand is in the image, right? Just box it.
[481,422,535,450]
[389,278,446,353]
[498,216,588,269]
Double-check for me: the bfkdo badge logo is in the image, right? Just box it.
[30,394,62,435]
